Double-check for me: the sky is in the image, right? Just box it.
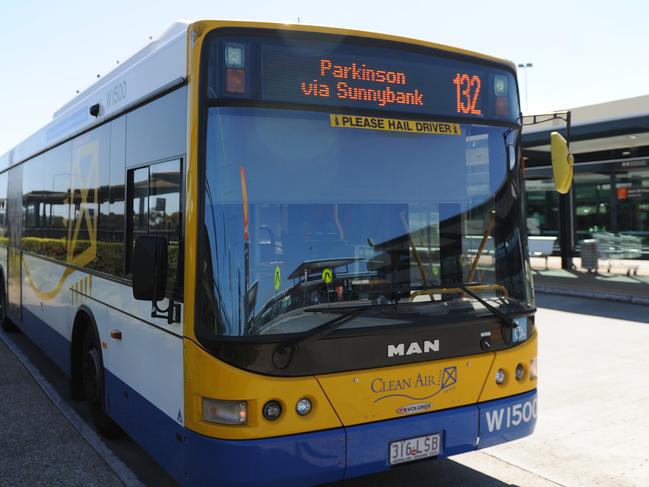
[1,0,648,154]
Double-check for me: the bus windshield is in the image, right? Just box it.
[197,107,532,338]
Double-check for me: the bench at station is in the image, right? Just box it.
[528,236,557,269]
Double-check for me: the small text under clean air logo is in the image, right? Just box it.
[396,403,432,415]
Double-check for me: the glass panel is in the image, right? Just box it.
[614,168,649,257]
[525,178,559,237]
[198,107,530,338]
[573,172,611,241]
[149,159,182,296]
[0,172,6,237]
[69,126,112,274]
[21,142,71,259]
[127,160,183,297]
[131,167,149,238]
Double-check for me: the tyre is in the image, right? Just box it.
[0,275,17,332]
[81,326,123,438]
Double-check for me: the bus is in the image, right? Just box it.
[0,20,572,486]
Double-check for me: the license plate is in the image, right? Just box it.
[389,433,442,466]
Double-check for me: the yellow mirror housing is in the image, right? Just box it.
[550,131,574,194]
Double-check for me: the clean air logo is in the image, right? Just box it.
[387,340,439,358]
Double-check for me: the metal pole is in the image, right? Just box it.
[524,69,529,113]
[517,63,533,113]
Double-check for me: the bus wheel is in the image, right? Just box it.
[0,276,17,332]
[81,328,122,438]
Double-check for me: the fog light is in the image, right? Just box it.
[263,400,282,421]
[202,398,247,425]
[495,368,506,384]
[296,398,312,416]
[516,363,525,381]
[530,357,538,379]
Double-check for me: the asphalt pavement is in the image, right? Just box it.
[0,336,123,487]
[458,293,649,487]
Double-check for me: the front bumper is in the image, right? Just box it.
[184,389,537,486]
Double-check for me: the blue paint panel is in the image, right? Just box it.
[19,306,71,375]
[184,427,346,487]
[105,369,345,487]
[104,371,186,485]
[478,389,537,449]
[344,404,478,479]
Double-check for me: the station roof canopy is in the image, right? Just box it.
[522,95,649,166]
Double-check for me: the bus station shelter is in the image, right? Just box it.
[522,95,649,269]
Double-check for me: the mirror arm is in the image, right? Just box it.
[151,298,181,324]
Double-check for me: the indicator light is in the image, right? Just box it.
[226,68,245,94]
[296,398,312,416]
[225,43,245,68]
[516,363,525,381]
[202,398,247,425]
[263,400,282,421]
[530,357,538,379]
[495,368,506,384]
[495,96,509,116]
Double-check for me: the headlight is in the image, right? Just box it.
[530,357,538,379]
[202,398,247,425]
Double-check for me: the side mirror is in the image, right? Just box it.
[132,235,168,301]
[550,131,574,194]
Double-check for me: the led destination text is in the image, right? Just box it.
[300,58,424,108]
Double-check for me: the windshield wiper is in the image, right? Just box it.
[455,284,516,328]
[410,282,522,345]
[272,306,370,369]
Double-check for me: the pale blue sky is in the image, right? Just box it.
[2,0,648,154]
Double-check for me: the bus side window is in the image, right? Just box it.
[126,159,183,300]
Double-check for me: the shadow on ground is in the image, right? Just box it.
[322,457,520,487]
[535,292,649,324]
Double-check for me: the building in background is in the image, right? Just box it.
[523,95,649,260]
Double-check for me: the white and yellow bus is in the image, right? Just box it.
[0,20,571,486]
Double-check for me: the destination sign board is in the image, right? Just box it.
[209,33,519,122]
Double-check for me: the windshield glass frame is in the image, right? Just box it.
[196,106,532,340]
[195,29,529,345]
